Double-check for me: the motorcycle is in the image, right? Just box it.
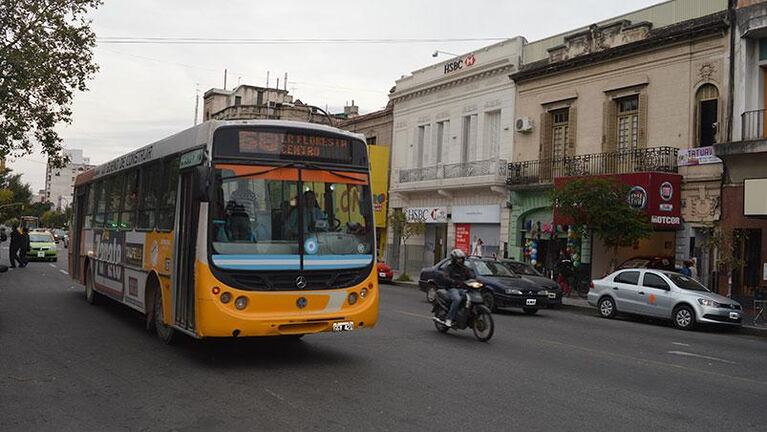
[431,280,495,342]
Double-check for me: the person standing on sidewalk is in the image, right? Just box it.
[19,226,30,267]
[8,224,22,268]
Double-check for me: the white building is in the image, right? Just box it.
[387,38,525,273]
[45,149,93,210]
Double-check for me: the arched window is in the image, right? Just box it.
[695,84,719,147]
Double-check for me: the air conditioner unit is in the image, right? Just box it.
[515,117,534,133]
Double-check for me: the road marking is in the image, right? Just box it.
[48,263,57,268]
[59,269,68,275]
[672,342,690,347]
[538,338,763,386]
[667,350,736,364]
[396,310,432,320]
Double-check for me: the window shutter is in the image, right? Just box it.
[566,105,577,157]
[602,99,617,153]
[638,93,648,149]
[539,111,553,161]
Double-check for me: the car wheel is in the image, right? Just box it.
[426,283,438,303]
[481,291,496,312]
[673,305,695,330]
[154,287,178,344]
[598,297,616,319]
[522,307,538,315]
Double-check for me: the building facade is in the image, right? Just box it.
[507,0,730,282]
[714,0,767,302]
[45,149,93,210]
[387,38,525,274]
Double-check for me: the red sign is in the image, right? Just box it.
[553,172,682,230]
[455,224,471,254]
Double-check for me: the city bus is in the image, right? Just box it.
[69,120,379,343]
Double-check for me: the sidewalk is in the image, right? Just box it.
[386,278,767,337]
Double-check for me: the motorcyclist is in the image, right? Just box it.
[442,249,476,327]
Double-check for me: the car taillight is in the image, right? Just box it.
[589,281,594,290]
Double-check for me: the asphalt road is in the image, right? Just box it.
[1,247,766,432]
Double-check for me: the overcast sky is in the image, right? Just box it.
[10,0,658,192]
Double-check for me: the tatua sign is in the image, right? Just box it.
[405,207,447,224]
[443,54,477,74]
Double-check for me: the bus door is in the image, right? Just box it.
[70,186,87,279]
[171,169,200,333]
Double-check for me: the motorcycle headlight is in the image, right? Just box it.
[467,281,482,289]
[697,298,720,308]
[506,289,523,295]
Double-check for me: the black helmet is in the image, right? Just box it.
[450,249,466,263]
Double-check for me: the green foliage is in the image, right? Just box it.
[0,0,102,166]
[41,210,67,228]
[549,177,652,249]
[0,167,33,221]
[388,211,426,246]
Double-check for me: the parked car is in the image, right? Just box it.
[52,228,67,244]
[588,268,742,330]
[27,231,58,262]
[498,259,562,307]
[419,257,548,314]
[377,259,393,282]
[617,256,675,271]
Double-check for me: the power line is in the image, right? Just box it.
[96,37,508,45]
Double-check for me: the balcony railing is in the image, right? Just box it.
[506,146,678,186]
[742,109,766,141]
[398,159,507,184]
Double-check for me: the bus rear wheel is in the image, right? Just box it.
[153,286,178,345]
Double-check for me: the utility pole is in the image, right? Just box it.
[223,68,227,90]
[194,83,200,125]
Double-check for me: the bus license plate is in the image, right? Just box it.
[37,251,46,258]
[332,321,354,332]
[526,299,537,306]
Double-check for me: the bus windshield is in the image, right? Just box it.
[210,164,374,270]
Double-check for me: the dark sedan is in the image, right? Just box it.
[498,260,562,308]
[419,257,548,314]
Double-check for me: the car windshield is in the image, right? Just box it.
[665,273,710,292]
[503,261,540,276]
[30,233,52,242]
[470,260,514,277]
[211,164,374,270]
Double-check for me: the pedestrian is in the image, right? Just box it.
[19,226,30,267]
[8,223,21,268]
[689,257,699,280]
[471,237,484,257]
[680,260,692,277]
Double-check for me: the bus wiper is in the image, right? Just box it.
[329,170,368,183]
[221,161,298,180]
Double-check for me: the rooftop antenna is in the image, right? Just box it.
[194,83,200,125]
[223,68,227,90]
[266,71,270,88]
[284,72,288,91]
[276,77,280,90]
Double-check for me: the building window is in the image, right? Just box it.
[234,95,242,106]
[461,114,478,163]
[436,120,449,164]
[416,124,430,168]
[366,136,377,145]
[695,84,719,147]
[483,110,501,160]
[616,96,639,151]
[760,38,767,61]
[551,109,569,160]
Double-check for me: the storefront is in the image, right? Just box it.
[452,205,501,257]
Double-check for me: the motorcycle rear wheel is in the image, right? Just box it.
[472,306,494,342]
[434,319,450,333]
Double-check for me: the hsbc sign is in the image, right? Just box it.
[405,207,447,224]
[443,54,477,74]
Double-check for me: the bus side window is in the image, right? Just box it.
[120,170,139,230]
[138,163,161,230]
[94,181,107,228]
[157,157,180,231]
[105,175,124,229]
[84,184,96,229]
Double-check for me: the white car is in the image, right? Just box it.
[588,269,742,330]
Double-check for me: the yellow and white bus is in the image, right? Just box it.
[69,120,378,343]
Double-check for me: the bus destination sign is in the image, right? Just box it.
[238,130,351,162]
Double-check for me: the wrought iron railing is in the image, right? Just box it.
[398,159,507,183]
[506,146,678,186]
[742,109,766,141]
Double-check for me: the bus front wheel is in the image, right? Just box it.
[153,285,178,345]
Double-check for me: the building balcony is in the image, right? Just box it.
[393,159,508,193]
[506,146,678,187]
[741,109,766,141]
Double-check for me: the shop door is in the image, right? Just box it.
[699,99,718,147]
[171,170,200,332]
[434,224,447,264]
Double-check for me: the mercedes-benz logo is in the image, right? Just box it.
[296,297,308,309]
[296,276,307,289]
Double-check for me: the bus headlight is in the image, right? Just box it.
[348,292,358,305]
[235,296,249,310]
[220,292,232,304]
[360,288,368,298]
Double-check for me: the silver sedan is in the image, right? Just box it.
[588,269,742,330]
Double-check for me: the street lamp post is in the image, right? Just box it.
[432,50,460,58]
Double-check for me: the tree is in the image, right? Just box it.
[550,177,652,267]
[41,209,67,228]
[388,211,426,279]
[1,0,102,166]
[0,167,33,221]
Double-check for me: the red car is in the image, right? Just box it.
[377,259,393,281]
